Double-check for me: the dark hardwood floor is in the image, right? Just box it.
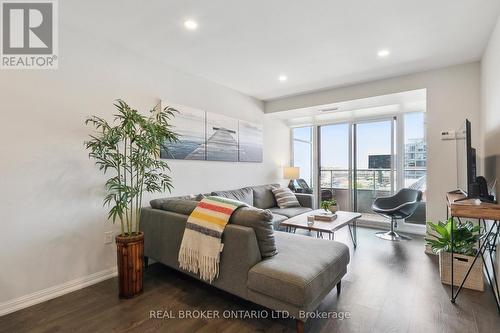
[1,227,499,333]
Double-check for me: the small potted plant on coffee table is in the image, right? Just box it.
[425,218,483,291]
[85,100,178,298]
[321,199,338,213]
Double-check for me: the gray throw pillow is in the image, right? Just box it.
[272,187,301,208]
[151,199,199,216]
[230,206,278,258]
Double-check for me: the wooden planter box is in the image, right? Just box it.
[116,232,144,298]
[439,251,484,291]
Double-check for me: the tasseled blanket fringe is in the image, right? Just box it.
[178,246,220,283]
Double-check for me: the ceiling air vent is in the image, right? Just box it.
[318,107,339,113]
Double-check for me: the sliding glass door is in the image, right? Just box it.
[294,112,426,224]
[318,118,396,216]
[353,119,396,215]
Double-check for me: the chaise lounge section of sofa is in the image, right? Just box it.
[141,184,350,333]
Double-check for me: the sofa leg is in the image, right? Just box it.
[296,319,304,333]
[144,256,149,268]
[336,281,341,295]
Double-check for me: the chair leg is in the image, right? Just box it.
[375,217,412,241]
[336,280,341,295]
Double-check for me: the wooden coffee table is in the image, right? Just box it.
[281,210,362,247]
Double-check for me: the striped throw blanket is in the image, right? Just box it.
[178,196,247,282]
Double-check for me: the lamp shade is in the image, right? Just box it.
[283,167,300,180]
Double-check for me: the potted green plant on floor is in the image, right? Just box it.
[321,199,338,213]
[425,218,483,291]
[85,100,178,298]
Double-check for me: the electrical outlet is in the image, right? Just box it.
[104,231,114,244]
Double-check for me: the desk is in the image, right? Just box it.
[446,191,500,313]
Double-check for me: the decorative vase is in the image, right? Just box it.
[116,232,144,298]
[438,251,484,291]
[329,205,339,213]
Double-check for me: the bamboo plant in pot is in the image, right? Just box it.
[425,218,483,291]
[85,100,178,298]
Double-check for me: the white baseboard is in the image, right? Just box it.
[0,267,117,317]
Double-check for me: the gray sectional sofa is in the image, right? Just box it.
[141,184,350,333]
[211,183,314,230]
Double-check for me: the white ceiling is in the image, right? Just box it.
[64,1,500,101]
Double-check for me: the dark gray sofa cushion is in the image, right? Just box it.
[295,193,314,208]
[271,214,288,231]
[247,231,350,307]
[195,193,206,201]
[268,206,312,218]
[150,193,205,209]
[252,184,280,209]
[230,206,277,258]
[150,196,193,209]
[211,187,254,206]
[150,199,199,215]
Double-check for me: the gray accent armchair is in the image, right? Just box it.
[371,188,422,241]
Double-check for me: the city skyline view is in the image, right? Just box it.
[293,112,426,191]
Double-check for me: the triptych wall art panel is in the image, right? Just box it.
[160,103,263,163]
[238,120,264,162]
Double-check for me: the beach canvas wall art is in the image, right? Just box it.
[160,104,206,160]
[160,101,263,163]
[238,120,263,162]
[205,112,239,162]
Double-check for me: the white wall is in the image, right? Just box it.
[480,14,500,292]
[0,24,289,308]
[481,16,500,196]
[266,63,481,224]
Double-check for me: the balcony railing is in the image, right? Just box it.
[319,168,427,223]
[320,168,427,191]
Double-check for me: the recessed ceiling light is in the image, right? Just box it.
[184,19,198,30]
[278,75,288,82]
[377,49,390,57]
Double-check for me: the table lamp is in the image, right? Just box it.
[283,167,300,191]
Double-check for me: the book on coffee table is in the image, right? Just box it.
[313,213,337,222]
